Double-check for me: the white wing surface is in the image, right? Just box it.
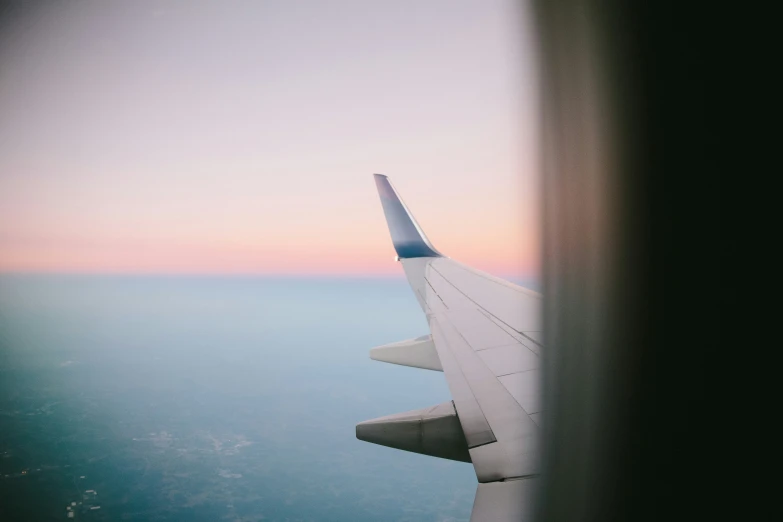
[357,175,541,521]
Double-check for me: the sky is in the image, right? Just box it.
[0,0,540,279]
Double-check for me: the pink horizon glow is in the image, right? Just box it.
[0,216,539,279]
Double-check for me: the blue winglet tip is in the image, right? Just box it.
[373,174,441,259]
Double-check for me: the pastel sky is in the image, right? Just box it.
[0,0,539,278]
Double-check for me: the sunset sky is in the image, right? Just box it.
[0,0,539,279]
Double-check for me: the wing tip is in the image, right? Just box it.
[373,174,441,259]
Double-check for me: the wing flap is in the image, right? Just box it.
[428,309,540,482]
[428,318,497,449]
[470,478,537,521]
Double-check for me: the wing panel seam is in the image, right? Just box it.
[430,264,534,342]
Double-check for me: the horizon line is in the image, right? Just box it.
[0,269,538,282]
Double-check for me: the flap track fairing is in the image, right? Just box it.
[356,401,470,463]
[369,334,442,371]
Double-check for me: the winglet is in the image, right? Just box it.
[374,174,441,258]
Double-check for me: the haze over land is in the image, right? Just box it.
[1,275,483,520]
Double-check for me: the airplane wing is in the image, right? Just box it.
[357,174,541,521]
